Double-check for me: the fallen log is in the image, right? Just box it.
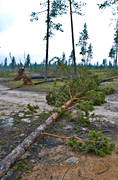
[99,76,118,83]
[33,79,55,85]
[30,74,58,79]
[8,74,118,91]
[8,79,56,90]
[0,96,77,178]
[13,69,57,80]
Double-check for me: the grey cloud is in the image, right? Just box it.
[0,13,14,32]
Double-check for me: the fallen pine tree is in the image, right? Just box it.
[0,95,78,178]
[13,68,57,81]
[8,66,118,90]
[8,75,118,91]
[0,76,116,177]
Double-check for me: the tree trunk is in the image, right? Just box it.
[0,96,77,178]
[116,44,118,66]
[45,0,50,80]
[69,0,77,76]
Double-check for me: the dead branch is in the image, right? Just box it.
[95,165,110,175]
[41,133,71,141]
[40,132,82,141]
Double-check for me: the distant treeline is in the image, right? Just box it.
[0,52,117,73]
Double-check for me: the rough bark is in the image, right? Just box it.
[0,96,77,178]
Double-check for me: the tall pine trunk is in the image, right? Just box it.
[45,0,50,80]
[69,0,77,76]
[116,44,118,66]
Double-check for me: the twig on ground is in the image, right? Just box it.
[95,165,110,175]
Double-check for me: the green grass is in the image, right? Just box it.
[2,77,64,92]
[89,70,115,80]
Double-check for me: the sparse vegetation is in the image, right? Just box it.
[26,104,39,114]
[0,140,7,145]
[13,158,30,172]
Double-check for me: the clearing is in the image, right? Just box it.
[0,78,118,180]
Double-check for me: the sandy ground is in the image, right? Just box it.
[0,84,53,118]
[22,150,118,180]
[92,93,118,125]
[1,79,118,180]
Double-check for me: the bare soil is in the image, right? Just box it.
[1,78,118,180]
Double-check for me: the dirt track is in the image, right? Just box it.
[0,83,52,119]
[92,92,118,125]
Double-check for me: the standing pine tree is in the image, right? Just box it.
[109,45,115,65]
[61,52,67,64]
[102,58,107,67]
[87,43,93,64]
[50,0,85,76]
[77,23,89,64]
[68,50,73,65]
[25,54,31,68]
[30,0,64,79]
[69,0,76,75]
[30,0,85,77]
[98,0,117,66]
[45,0,50,80]
[4,57,7,68]
[109,60,112,67]
[109,21,118,66]
[114,20,118,66]
[10,56,16,69]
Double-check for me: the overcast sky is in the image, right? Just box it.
[0,0,116,65]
